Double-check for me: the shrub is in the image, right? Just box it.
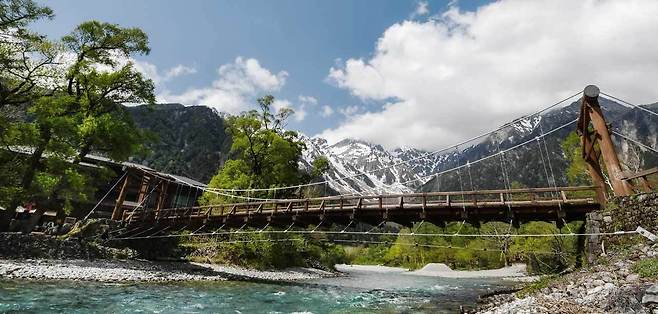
[632,258,658,278]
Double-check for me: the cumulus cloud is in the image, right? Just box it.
[272,99,306,122]
[164,64,197,80]
[338,105,362,118]
[321,105,334,117]
[51,51,195,91]
[321,0,658,150]
[298,95,318,105]
[413,1,430,17]
[158,57,288,114]
[131,61,197,85]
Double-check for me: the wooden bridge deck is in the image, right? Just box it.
[123,186,602,228]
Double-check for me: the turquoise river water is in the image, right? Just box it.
[0,268,514,313]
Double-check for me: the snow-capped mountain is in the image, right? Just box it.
[300,98,657,195]
[300,137,427,194]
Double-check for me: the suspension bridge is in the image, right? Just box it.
[104,85,657,254]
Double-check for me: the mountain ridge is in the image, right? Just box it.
[126,100,657,195]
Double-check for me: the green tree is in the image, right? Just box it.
[311,155,330,177]
[4,20,154,224]
[0,0,55,109]
[561,131,592,185]
[202,96,327,204]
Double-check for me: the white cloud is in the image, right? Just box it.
[164,64,197,81]
[321,105,334,117]
[158,57,288,114]
[49,51,195,93]
[338,105,362,118]
[298,95,318,105]
[321,0,658,150]
[414,1,429,17]
[272,99,306,122]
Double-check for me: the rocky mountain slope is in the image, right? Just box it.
[299,99,656,195]
[127,104,232,183]
[126,100,656,194]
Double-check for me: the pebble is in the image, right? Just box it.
[474,242,658,314]
[0,259,335,283]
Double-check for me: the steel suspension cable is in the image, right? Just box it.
[197,91,583,194]
[612,131,658,154]
[600,92,658,118]
[108,226,641,241]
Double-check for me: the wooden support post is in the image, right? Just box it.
[154,180,168,220]
[137,174,150,204]
[578,85,634,200]
[111,175,130,220]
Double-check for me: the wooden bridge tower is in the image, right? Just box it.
[577,85,635,204]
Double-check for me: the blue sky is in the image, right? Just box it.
[33,0,658,150]
[34,1,482,134]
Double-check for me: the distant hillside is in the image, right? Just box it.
[301,98,657,195]
[127,104,232,183]
[124,100,656,194]
[417,99,658,192]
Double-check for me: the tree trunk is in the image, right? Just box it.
[5,125,51,231]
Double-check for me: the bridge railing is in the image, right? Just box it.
[122,185,600,223]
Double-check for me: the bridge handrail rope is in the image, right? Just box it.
[148,117,582,204]
[456,145,467,212]
[131,110,580,203]
[138,185,598,215]
[538,121,574,234]
[180,237,568,256]
[125,181,160,223]
[398,118,579,187]
[184,91,584,194]
[108,227,641,241]
[83,170,128,220]
[496,136,515,235]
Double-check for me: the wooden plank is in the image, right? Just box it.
[620,167,658,180]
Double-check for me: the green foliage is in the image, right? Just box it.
[0,3,155,217]
[0,0,56,108]
[126,104,232,183]
[201,95,314,204]
[183,228,348,270]
[345,221,584,274]
[516,275,558,298]
[632,258,658,278]
[561,131,592,186]
[311,156,330,177]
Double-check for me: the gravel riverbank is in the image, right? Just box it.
[0,259,336,283]
[473,243,658,314]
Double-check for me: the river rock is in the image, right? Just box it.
[626,274,639,282]
[592,279,605,287]
[642,284,658,307]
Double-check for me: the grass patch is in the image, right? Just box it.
[516,275,557,298]
[632,258,658,278]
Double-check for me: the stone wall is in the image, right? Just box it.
[601,192,658,234]
[0,233,133,259]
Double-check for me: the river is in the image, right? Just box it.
[0,267,515,313]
